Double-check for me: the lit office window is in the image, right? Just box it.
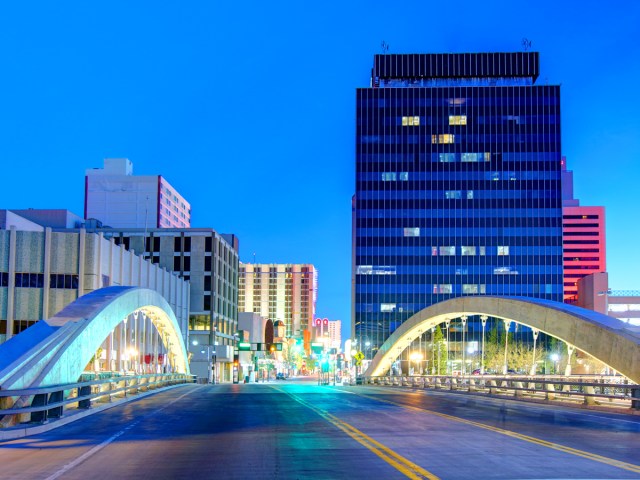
[439,246,455,256]
[399,172,409,181]
[433,284,453,294]
[461,246,476,256]
[449,115,467,125]
[445,190,462,199]
[382,172,397,181]
[498,246,510,256]
[404,227,420,237]
[431,134,455,144]
[402,116,420,126]
[381,303,397,312]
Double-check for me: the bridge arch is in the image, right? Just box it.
[365,296,640,383]
[0,286,189,389]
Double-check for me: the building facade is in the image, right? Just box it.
[327,320,342,350]
[239,264,317,340]
[353,52,564,353]
[85,158,191,229]
[561,159,606,302]
[0,223,189,345]
[80,227,239,382]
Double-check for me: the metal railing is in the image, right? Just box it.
[0,372,196,427]
[358,375,640,410]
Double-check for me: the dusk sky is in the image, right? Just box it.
[1,1,639,342]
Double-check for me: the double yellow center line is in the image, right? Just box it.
[275,387,439,480]
[357,391,640,475]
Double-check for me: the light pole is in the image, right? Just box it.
[480,315,487,374]
[409,352,423,376]
[193,340,212,383]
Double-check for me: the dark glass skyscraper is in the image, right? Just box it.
[353,52,563,354]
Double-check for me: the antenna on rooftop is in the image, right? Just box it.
[381,40,389,54]
[522,38,532,51]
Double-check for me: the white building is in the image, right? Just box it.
[85,158,191,229]
[327,320,342,350]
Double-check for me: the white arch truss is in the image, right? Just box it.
[365,296,640,383]
[0,286,190,390]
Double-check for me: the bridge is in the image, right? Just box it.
[0,286,192,428]
[364,296,640,384]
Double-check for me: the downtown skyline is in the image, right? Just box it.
[1,1,639,342]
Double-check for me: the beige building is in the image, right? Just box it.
[0,220,189,345]
[239,264,317,340]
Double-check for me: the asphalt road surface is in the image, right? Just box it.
[1,377,639,479]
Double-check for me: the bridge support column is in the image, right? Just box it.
[631,387,640,410]
[564,344,575,377]
[503,320,512,374]
[480,316,487,374]
[583,385,596,405]
[546,382,556,400]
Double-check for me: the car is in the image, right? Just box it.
[275,373,287,380]
[471,369,482,375]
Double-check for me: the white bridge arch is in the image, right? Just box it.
[0,286,190,390]
[364,296,640,383]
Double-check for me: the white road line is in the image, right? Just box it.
[43,386,200,480]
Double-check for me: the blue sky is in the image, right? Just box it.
[1,1,639,342]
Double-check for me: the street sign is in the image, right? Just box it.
[238,342,251,351]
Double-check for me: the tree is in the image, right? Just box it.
[431,325,447,375]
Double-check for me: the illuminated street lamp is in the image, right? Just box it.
[550,353,560,375]
[409,352,423,375]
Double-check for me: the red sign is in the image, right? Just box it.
[315,318,321,326]
[323,318,329,326]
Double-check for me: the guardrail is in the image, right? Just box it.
[0,373,196,427]
[359,375,640,410]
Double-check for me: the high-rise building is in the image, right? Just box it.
[239,264,317,340]
[85,158,191,229]
[353,52,564,353]
[327,320,342,350]
[561,159,606,302]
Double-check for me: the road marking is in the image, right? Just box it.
[43,386,201,480]
[354,390,640,475]
[273,387,439,480]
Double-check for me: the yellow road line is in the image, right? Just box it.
[272,387,439,480]
[356,390,640,474]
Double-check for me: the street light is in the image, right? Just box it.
[550,353,560,375]
[193,340,214,384]
[409,352,423,375]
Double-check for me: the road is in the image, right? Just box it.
[0,377,639,479]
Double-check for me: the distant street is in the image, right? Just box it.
[1,377,639,479]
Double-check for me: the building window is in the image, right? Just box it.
[50,274,79,289]
[382,172,397,181]
[403,227,420,237]
[381,303,396,312]
[439,246,455,256]
[449,115,467,125]
[205,256,212,272]
[445,190,461,199]
[205,237,212,252]
[438,153,457,162]
[433,284,453,294]
[497,246,510,256]
[174,257,181,271]
[463,284,486,294]
[402,116,420,126]
[399,172,408,181]
[461,246,476,256]
[432,134,455,144]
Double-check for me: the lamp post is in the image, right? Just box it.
[550,353,560,375]
[409,352,423,376]
[193,340,212,383]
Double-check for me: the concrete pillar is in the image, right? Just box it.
[6,226,16,340]
[460,315,467,374]
[503,319,512,374]
[530,328,539,375]
[78,229,86,297]
[42,228,52,320]
[480,315,487,373]
[564,344,575,376]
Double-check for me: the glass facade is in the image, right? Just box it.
[354,52,563,355]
